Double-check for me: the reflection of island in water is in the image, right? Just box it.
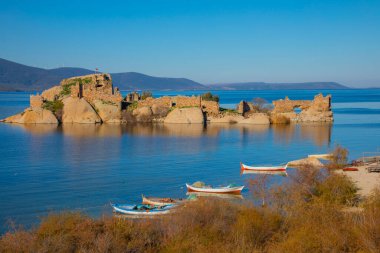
[14,123,331,146]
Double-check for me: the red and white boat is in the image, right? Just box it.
[240,162,287,172]
[186,183,244,195]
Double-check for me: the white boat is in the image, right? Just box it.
[186,191,244,200]
[111,203,173,215]
[141,194,184,206]
[240,162,287,172]
[241,169,288,176]
[186,183,244,194]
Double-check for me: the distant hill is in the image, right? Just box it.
[0,57,350,91]
[0,58,205,91]
[209,82,348,90]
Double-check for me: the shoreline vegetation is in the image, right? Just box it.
[1,147,380,252]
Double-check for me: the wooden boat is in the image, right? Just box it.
[241,169,288,176]
[186,183,244,194]
[240,162,287,172]
[343,167,359,172]
[142,194,183,206]
[111,203,173,215]
[187,191,244,200]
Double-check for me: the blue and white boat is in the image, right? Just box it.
[111,203,173,215]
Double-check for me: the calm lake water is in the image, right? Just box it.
[0,89,380,231]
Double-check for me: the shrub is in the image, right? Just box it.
[326,144,349,170]
[42,100,63,114]
[201,92,219,102]
[251,97,272,113]
[141,91,153,100]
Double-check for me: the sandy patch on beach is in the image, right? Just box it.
[337,164,380,197]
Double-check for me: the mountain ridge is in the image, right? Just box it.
[0,58,349,91]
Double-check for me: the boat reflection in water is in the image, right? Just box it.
[186,192,244,200]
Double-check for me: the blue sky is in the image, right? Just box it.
[1,0,379,87]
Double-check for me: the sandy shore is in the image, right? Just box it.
[337,163,380,197]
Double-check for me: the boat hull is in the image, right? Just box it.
[186,184,244,194]
[240,163,287,172]
[142,195,179,206]
[111,204,172,215]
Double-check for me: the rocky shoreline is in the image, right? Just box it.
[1,73,334,125]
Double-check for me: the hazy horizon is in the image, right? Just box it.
[1,0,379,87]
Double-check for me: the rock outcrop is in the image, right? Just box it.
[3,108,58,124]
[132,106,154,122]
[62,97,101,124]
[209,114,244,124]
[164,108,204,124]
[93,100,121,123]
[287,157,324,168]
[239,113,270,124]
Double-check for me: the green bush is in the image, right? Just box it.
[141,91,153,100]
[201,92,219,102]
[42,100,63,114]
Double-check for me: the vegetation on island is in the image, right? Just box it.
[1,161,380,252]
[201,92,219,102]
[60,77,92,96]
[251,97,272,113]
[141,91,153,100]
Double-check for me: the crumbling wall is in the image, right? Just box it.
[61,74,122,105]
[30,95,43,109]
[271,94,333,122]
[137,96,172,108]
[174,96,201,108]
[201,100,219,115]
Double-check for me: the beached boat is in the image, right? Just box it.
[142,194,184,206]
[186,191,244,200]
[241,169,288,176]
[111,203,173,215]
[186,183,244,194]
[240,162,287,172]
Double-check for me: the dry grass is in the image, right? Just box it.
[1,170,380,253]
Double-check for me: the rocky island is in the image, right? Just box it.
[2,73,333,125]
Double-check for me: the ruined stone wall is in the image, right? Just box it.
[137,96,172,108]
[30,95,43,109]
[272,97,312,113]
[61,73,122,105]
[174,96,201,108]
[271,94,333,122]
[41,86,62,101]
[201,100,219,115]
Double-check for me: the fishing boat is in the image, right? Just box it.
[186,183,244,194]
[186,191,244,200]
[240,162,287,172]
[241,169,288,176]
[142,194,184,206]
[111,203,173,215]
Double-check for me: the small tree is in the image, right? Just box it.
[201,92,219,102]
[251,97,272,113]
[326,144,349,170]
[141,91,153,100]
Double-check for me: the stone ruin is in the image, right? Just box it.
[136,95,220,115]
[271,94,333,122]
[63,73,123,105]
